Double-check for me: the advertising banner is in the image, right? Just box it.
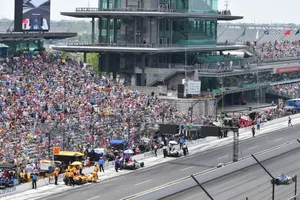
[22,0,50,31]
[274,66,300,74]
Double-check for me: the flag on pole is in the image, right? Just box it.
[284,29,291,35]
[264,29,270,35]
[295,29,300,35]
[256,30,259,40]
[241,28,246,37]
[273,30,281,35]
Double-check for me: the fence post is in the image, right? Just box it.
[191,175,214,200]
[252,154,275,200]
[295,175,297,200]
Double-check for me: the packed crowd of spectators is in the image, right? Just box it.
[0,169,15,187]
[218,71,300,89]
[271,83,300,99]
[247,40,300,60]
[0,51,210,168]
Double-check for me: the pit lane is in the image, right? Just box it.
[38,124,300,200]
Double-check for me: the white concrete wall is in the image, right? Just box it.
[160,98,216,116]
[128,86,168,95]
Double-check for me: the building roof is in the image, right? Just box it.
[61,8,243,21]
[52,43,247,53]
[0,32,77,41]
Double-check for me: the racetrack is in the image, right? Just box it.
[163,148,300,200]
[38,125,300,200]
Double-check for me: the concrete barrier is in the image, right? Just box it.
[239,113,300,134]
[132,141,300,200]
[0,176,53,198]
[0,187,16,195]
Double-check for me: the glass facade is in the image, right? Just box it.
[100,0,121,9]
[171,19,217,45]
[99,18,121,43]
[97,0,220,46]
[98,0,122,43]
[3,40,42,52]
[161,0,218,13]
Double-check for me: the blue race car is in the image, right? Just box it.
[271,174,296,185]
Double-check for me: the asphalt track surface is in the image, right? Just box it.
[38,125,300,200]
[164,148,300,200]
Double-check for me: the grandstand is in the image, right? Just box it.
[218,23,300,43]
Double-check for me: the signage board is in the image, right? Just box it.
[274,66,300,74]
[53,146,60,155]
[186,80,201,95]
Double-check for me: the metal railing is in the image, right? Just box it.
[66,42,247,49]
[147,70,178,86]
[270,78,300,86]
[263,56,300,63]
[66,42,185,48]
[203,84,271,96]
[135,61,242,71]
[74,7,223,14]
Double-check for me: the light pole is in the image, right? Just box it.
[189,98,202,123]
[91,116,101,149]
[47,121,59,160]
[256,63,260,111]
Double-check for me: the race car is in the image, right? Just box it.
[73,175,88,185]
[123,160,145,170]
[64,174,88,185]
[217,163,225,168]
[167,149,182,157]
[86,174,93,182]
[271,174,296,185]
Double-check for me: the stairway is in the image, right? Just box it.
[147,70,179,86]
[267,88,291,100]
[121,18,136,43]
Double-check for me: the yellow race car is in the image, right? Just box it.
[73,175,88,185]
[86,174,93,182]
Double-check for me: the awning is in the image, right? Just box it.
[284,106,295,110]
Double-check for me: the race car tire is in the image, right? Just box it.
[75,178,82,185]
[0,186,5,190]
[292,176,296,182]
[271,179,274,185]
[140,162,144,168]
[63,178,68,185]
[275,179,280,185]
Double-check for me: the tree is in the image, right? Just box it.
[86,53,99,74]
[60,51,73,59]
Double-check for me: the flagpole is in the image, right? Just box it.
[257,27,271,43]
[257,33,266,43]
[234,28,246,43]
[280,26,296,40]
[217,28,227,39]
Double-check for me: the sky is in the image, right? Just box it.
[0,0,299,24]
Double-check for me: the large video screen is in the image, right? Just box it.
[22,0,50,31]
